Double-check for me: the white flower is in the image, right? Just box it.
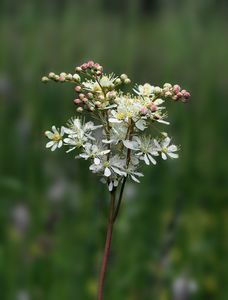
[79,143,110,165]
[89,155,127,178]
[64,118,102,152]
[133,83,154,97]
[123,136,159,165]
[45,126,65,151]
[83,74,117,92]
[102,122,128,145]
[126,165,144,183]
[109,95,142,124]
[154,137,179,160]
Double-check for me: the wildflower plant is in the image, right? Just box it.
[42,61,190,300]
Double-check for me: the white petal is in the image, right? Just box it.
[108,182,113,191]
[94,157,100,165]
[46,141,54,148]
[163,137,171,147]
[168,145,178,152]
[148,154,157,165]
[45,131,54,139]
[104,167,111,177]
[144,154,150,165]
[111,166,126,176]
[157,119,170,125]
[168,152,179,159]
[109,118,122,123]
[79,153,89,159]
[58,140,63,148]
[130,175,140,183]
[100,150,110,155]
[123,140,139,150]
[135,119,147,131]
[161,152,167,160]
[51,143,58,151]
[153,98,164,105]
[60,126,65,136]
[52,126,58,133]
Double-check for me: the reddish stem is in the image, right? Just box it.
[98,190,116,300]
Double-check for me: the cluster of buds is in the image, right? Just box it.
[42,72,81,83]
[162,83,191,102]
[75,60,103,77]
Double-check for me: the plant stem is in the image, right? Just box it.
[98,190,116,300]
[113,177,126,222]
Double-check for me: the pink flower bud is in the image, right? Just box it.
[176,92,183,99]
[75,86,81,92]
[140,107,148,115]
[150,104,157,112]
[59,76,65,82]
[73,99,81,105]
[173,84,181,94]
[87,60,94,68]
[81,63,88,70]
[184,91,190,99]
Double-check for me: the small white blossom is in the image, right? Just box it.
[79,143,110,165]
[64,118,102,152]
[89,155,127,178]
[133,83,154,97]
[45,126,65,151]
[154,137,179,160]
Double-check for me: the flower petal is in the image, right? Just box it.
[104,167,111,177]
[46,141,54,148]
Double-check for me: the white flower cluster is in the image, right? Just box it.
[44,61,190,191]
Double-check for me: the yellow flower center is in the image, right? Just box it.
[116,112,126,120]
[52,133,62,141]
[163,147,168,153]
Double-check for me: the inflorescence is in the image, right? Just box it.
[43,60,190,191]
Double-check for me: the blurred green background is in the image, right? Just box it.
[0,0,227,299]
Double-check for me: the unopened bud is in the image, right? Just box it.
[120,74,128,81]
[95,101,101,107]
[48,72,55,79]
[98,94,105,101]
[54,75,60,81]
[115,78,122,85]
[75,66,82,72]
[173,84,181,93]
[75,86,82,92]
[106,91,116,100]
[176,92,183,99]
[79,93,85,100]
[42,76,49,83]
[161,132,168,137]
[154,86,162,94]
[183,91,190,99]
[87,92,93,99]
[60,72,67,77]
[73,74,81,82]
[77,107,83,113]
[140,107,148,115]
[96,71,102,76]
[150,104,157,112]
[163,83,172,89]
[165,91,172,97]
[66,73,73,80]
[124,78,131,84]
[89,106,95,112]
[73,98,81,105]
